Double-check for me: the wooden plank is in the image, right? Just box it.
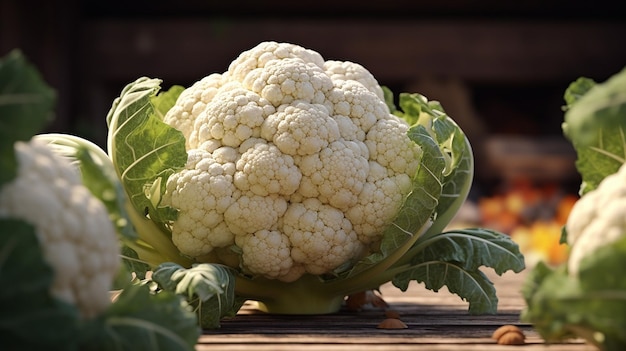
[196,270,594,350]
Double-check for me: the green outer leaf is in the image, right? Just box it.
[106,77,187,223]
[119,245,151,281]
[578,236,626,292]
[0,219,80,350]
[392,92,473,232]
[429,129,473,235]
[419,228,525,274]
[383,124,445,255]
[570,125,626,195]
[152,85,185,120]
[152,263,239,329]
[382,86,397,115]
[563,66,626,148]
[396,261,498,314]
[384,94,523,315]
[0,49,56,185]
[563,77,596,109]
[563,67,626,194]
[521,237,626,349]
[105,78,192,270]
[392,228,525,314]
[80,284,200,351]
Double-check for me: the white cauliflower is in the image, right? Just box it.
[323,60,385,99]
[0,138,120,319]
[161,41,422,282]
[165,73,228,149]
[565,162,626,275]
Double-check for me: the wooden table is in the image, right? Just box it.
[196,270,595,350]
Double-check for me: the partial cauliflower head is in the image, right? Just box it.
[0,138,121,319]
[565,162,626,275]
[162,41,422,282]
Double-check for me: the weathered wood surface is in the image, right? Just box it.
[196,270,595,350]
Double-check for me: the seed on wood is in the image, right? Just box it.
[492,324,526,345]
[377,318,408,329]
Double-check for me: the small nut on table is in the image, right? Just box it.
[492,325,525,345]
[377,318,408,329]
[346,290,389,311]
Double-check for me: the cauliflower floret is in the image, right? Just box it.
[566,163,626,275]
[282,198,364,276]
[261,101,340,156]
[324,60,385,100]
[296,140,369,210]
[243,57,334,107]
[235,229,294,279]
[326,79,390,141]
[365,116,422,176]
[228,41,326,82]
[224,193,288,236]
[164,73,227,146]
[0,139,120,319]
[346,161,413,243]
[189,85,276,148]
[163,146,241,257]
[234,140,302,196]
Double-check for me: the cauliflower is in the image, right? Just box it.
[565,162,626,275]
[161,41,422,282]
[521,68,626,350]
[105,41,522,317]
[0,138,120,319]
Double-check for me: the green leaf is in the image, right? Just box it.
[521,238,626,349]
[562,67,626,194]
[563,77,596,109]
[392,228,525,314]
[381,86,397,115]
[119,246,151,282]
[81,284,200,351]
[395,261,499,314]
[0,49,56,186]
[578,236,626,292]
[152,263,239,329]
[382,125,446,255]
[0,219,80,350]
[151,85,184,120]
[569,124,626,195]
[395,92,474,231]
[106,77,187,224]
[563,66,626,147]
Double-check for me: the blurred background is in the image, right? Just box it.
[3,0,626,265]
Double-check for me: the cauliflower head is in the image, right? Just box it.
[565,162,626,275]
[162,41,422,282]
[0,138,120,319]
